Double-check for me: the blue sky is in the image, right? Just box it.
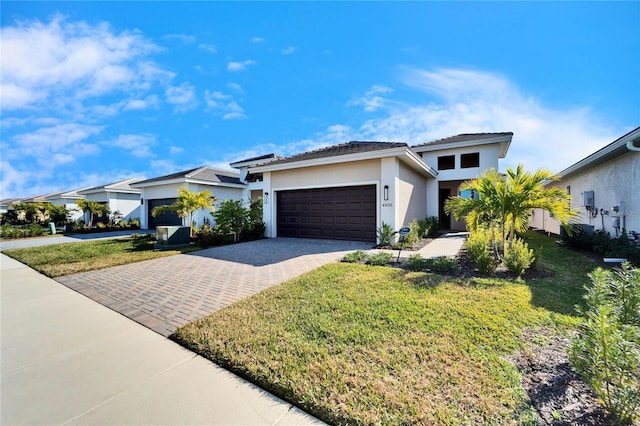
[1,1,639,198]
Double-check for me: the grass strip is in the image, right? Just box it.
[3,238,201,277]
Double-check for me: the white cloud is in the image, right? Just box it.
[124,95,159,111]
[109,133,156,158]
[165,82,198,113]
[198,43,217,54]
[281,46,297,55]
[227,60,256,72]
[9,123,103,169]
[250,37,264,43]
[169,146,184,155]
[204,90,246,120]
[227,83,243,92]
[345,67,620,173]
[164,34,196,44]
[0,15,165,110]
[349,85,393,112]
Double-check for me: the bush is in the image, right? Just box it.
[341,251,368,263]
[407,254,458,273]
[466,229,497,275]
[377,222,397,246]
[28,223,44,237]
[365,252,393,266]
[417,216,439,238]
[503,237,535,277]
[570,263,640,424]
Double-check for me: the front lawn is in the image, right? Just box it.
[173,233,599,424]
[3,237,201,277]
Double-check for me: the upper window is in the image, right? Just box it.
[437,155,455,170]
[460,152,480,168]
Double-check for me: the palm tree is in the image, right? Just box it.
[152,187,217,237]
[445,164,577,257]
[76,199,109,228]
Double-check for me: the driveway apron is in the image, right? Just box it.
[56,238,370,336]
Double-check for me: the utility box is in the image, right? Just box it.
[583,191,594,208]
[156,226,190,246]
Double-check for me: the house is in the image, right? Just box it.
[132,167,244,230]
[232,132,512,243]
[42,186,92,222]
[531,126,640,237]
[77,178,144,224]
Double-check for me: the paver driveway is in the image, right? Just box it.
[56,238,371,336]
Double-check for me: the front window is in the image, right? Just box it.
[438,155,455,170]
[461,152,480,168]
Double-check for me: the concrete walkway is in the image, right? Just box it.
[0,230,150,251]
[1,254,324,425]
[371,231,468,259]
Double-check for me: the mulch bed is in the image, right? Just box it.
[510,328,617,425]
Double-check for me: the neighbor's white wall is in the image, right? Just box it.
[108,192,141,221]
[49,199,84,221]
[535,151,639,236]
[140,182,243,229]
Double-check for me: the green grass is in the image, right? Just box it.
[173,232,599,424]
[3,238,201,277]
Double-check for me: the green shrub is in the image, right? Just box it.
[570,263,640,424]
[407,254,459,273]
[365,251,393,266]
[466,229,497,275]
[28,223,44,237]
[376,222,397,246]
[418,216,439,237]
[503,237,535,277]
[341,251,368,263]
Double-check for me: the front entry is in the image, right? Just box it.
[439,188,451,230]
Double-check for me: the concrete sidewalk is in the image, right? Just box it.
[0,254,324,425]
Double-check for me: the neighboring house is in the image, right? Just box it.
[132,167,244,230]
[0,198,24,215]
[531,126,640,237]
[77,178,144,224]
[233,132,512,243]
[42,186,92,222]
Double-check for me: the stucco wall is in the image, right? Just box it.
[398,162,427,227]
[535,151,639,236]
[270,159,381,189]
[420,144,499,181]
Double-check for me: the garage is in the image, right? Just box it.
[276,185,376,242]
[147,198,181,229]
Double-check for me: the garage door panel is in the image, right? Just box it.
[277,185,376,242]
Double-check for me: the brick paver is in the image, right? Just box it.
[56,238,370,336]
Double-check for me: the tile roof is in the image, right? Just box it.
[79,178,144,194]
[412,132,513,148]
[230,153,281,166]
[135,167,242,186]
[263,141,408,166]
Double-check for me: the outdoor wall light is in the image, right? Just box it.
[264,192,269,204]
[383,185,389,201]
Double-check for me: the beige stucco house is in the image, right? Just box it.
[531,126,640,237]
[232,132,513,243]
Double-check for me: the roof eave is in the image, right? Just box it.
[251,146,437,177]
[412,134,513,158]
[557,127,640,180]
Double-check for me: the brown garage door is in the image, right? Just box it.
[277,185,376,242]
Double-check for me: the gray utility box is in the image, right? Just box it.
[156,225,190,245]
